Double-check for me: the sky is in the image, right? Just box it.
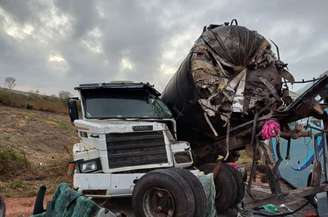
[0,0,327,96]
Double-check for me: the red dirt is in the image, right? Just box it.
[4,195,51,217]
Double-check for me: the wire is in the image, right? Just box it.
[286,78,319,84]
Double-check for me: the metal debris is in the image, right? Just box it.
[162,20,294,164]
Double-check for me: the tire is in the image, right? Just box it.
[168,168,207,217]
[213,163,238,212]
[199,163,245,206]
[132,169,195,217]
[226,165,245,205]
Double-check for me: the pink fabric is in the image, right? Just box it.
[261,119,281,140]
[227,162,240,170]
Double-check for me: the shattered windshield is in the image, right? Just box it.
[82,89,172,119]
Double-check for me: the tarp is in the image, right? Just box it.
[199,173,217,217]
[31,183,116,217]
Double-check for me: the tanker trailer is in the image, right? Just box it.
[161,21,295,165]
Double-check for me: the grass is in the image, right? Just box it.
[0,180,38,197]
[0,100,76,197]
[0,87,67,114]
[0,147,29,180]
[0,156,72,197]
[57,121,70,130]
[45,116,71,131]
[9,180,25,189]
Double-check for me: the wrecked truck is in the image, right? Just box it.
[162,20,328,204]
[161,21,299,196]
[161,20,295,165]
[67,81,246,216]
[67,82,213,217]
[64,20,328,216]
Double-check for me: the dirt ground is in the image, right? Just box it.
[0,105,77,197]
[3,180,316,217]
[0,105,76,166]
[4,195,52,217]
[0,104,76,216]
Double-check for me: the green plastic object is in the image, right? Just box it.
[198,173,217,217]
[30,183,99,217]
[261,204,279,214]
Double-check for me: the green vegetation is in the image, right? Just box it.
[9,180,25,189]
[0,104,77,197]
[0,87,67,114]
[0,147,29,179]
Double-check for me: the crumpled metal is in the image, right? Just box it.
[161,22,295,162]
[190,24,294,125]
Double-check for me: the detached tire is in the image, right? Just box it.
[168,168,207,217]
[228,166,245,205]
[213,163,238,212]
[132,169,195,217]
[199,163,245,206]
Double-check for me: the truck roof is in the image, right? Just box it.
[74,81,161,96]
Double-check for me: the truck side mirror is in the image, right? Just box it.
[67,98,79,123]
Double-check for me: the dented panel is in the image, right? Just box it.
[162,22,294,163]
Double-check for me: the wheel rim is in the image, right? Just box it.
[143,187,176,217]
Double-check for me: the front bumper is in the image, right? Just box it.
[74,169,202,198]
[74,173,145,197]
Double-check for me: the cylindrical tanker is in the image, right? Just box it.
[161,22,294,164]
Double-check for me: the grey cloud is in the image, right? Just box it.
[0,0,327,95]
[53,0,99,39]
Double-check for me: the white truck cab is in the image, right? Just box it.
[68,82,194,197]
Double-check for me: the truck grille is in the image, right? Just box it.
[106,131,168,168]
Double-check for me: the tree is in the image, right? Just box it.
[58,90,72,99]
[4,77,16,89]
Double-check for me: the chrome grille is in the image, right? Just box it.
[106,131,168,168]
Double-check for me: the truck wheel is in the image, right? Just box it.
[132,169,195,217]
[199,163,244,207]
[213,163,238,212]
[168,168,207,217]
[226,165,245,205]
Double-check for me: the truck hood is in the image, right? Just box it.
[74,119,168,134]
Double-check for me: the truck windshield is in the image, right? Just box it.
[82,89,172,119]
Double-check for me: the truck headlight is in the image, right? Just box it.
[78,158,101,173]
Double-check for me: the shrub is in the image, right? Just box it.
[9,180,24,189]
[0,88,67,114]
[0,147,29,179]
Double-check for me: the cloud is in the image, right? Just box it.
[0,0,327,95]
